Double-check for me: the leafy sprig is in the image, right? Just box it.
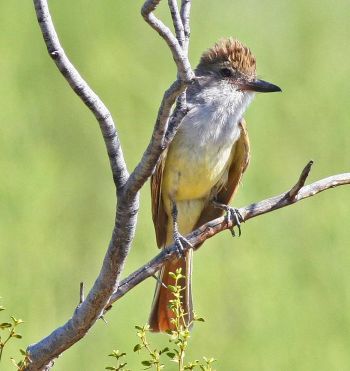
[0,298,29,370]
[108,268,216,370]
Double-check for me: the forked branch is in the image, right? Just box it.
[27,0,194,370]
[125,0,195,195]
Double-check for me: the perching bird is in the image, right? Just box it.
[149,38,281,332]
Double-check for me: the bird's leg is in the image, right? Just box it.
[212,200,244,237]
[171,200,193,257]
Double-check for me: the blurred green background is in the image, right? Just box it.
[1,0,350,370]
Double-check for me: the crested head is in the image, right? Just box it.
[197,38,256,78]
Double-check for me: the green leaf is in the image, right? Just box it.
[195,317,205,322]
[133,343,142,352]
[20,349,27,355]
[12,333,22,339]
[166,352,175,359]
[135,325,143,331]
[105,367,116,370]
[0,322,12,329]
[141,360,152,366]
[167,285,177,293]
[159,347,169,354]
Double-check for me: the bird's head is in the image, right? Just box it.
[196,38,281,94]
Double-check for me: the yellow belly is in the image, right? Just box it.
[162,136,233,201]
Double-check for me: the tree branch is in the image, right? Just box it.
[125,0,195,196]
[27,1,194,370]
[180,0,191,54]
[168,0,185,48]
[107,166,350,306]
[33,0,128,193]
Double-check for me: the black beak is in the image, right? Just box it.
[239,79,282,93]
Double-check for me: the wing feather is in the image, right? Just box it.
[151,151,168,248]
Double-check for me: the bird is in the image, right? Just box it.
[149,38,281,332]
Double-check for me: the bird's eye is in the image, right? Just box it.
[220,68,232,77]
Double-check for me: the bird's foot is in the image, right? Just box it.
[212,201,244,237]
[173,229,193,258]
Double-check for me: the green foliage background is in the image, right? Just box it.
[1,0,350,369]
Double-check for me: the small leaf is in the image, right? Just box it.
[12,333,22,339]
[166,352,175,359]
[167,285,177,293]
[0,322,12,329]
[105,367,116,370]
[133,343,142,352]
[195,317,205,322]
[141,360,152,366]
[20,349,27,355]
[159,347,169,354]
[135,325,143,330]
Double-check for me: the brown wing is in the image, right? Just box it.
[194,118,250,229]
[151,151,168,248]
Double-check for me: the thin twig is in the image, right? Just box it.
[107,168,350,306]
[288,160,314,199]
[141,0,192,80]
[126,0,194,195]
[180,0,191,54]
[33,0,128,193]
[168,0,185,47]
[79,282,85,305]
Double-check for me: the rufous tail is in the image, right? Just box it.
[149,249,193,332]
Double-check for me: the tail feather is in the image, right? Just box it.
[149,249,193,332]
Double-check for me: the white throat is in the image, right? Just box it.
[181,81,255,146]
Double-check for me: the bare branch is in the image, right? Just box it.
[168,0,185,47]
[141,0,192,81]
[180,0,191,54]
[33,0,128,193]
[27,1,194,369]
[126,0,195,195]
[125,80,187,196]
[107,168,350,306]
[79,282,85,306]
[27,1,141,370]
[289,160,314,199]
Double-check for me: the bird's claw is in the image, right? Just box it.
[173,230,193,258]
[227,207,243,237]
[212,201,244,237]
